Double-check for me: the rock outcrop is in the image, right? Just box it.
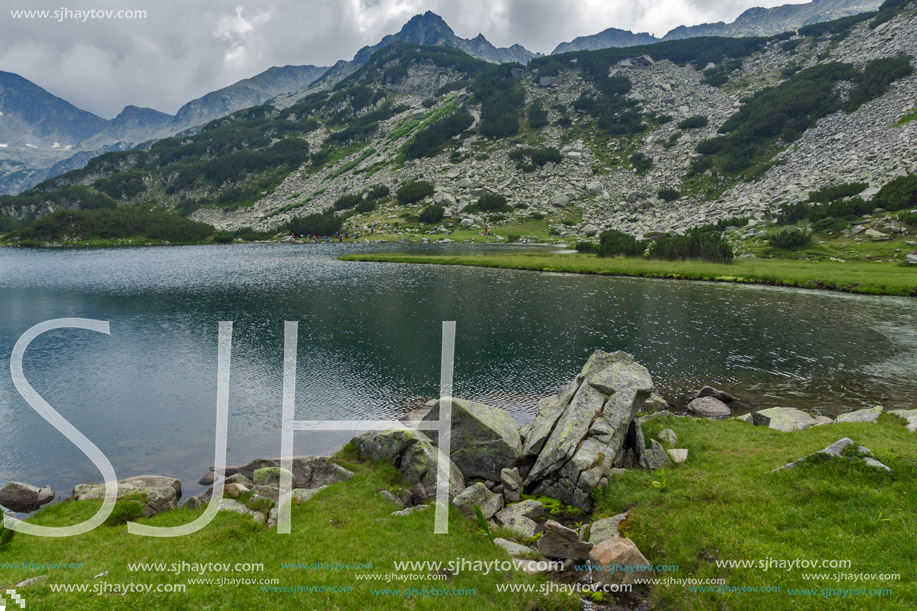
[72,475,181,518]
[523,351,653,510]
[0,482,54,513]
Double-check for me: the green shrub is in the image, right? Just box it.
[396,181,434,205]
[287,209,342,236]
[596,229,647,257]
[658,188,681,202]
[418,205,445,224]
[677,115,708,129]
[630,153,653,173]
[355,200,377,214]
[366,184,390,200]
[105,494,147,526]
[808,182,868,203]
[810,217,850,233]
[477,193,509,212]
[0,522,13,547]
[648,227,734,262]
[897,211,917,227]
[213,231,235,244]
[527,102,549,129]
[421,98,436,108]
[404,110,473,159]
[506,234,521,243]
[19,208,214,242]
[531,147,562,167]
[873,174,917,211]
[333,194,364,211]
[530,212,545,220]
[768,228,812,249]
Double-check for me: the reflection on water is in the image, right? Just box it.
[0,243,915,497]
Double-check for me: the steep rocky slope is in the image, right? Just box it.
[3,4,915,245]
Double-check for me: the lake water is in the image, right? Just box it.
[1,243,916,500]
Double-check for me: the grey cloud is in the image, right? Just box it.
[0,0,802,117]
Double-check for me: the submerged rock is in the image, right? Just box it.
[696,386,739,403]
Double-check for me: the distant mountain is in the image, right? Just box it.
[663,0,884,40]
[552,28,659,55]
[306,12,539,92]
[549,0,885,54]
[0,70,107,148]
[355,12,538,66]
[78,105,173,149]
[169,64,328,131]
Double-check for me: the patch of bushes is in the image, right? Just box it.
[213,231,235,244]
[527,102,549,129]
[808,182,868,203]
[104,494,147,526]
[873,174,917,211]
[768,228,812,249]
[897,211,917,227]
[418,205,445,224]
[595,229,647,257]
[630,153,653,173]
[333,194,364,211]
[677,115,709,129]
[477,193,510,212]
[404,109,473,159]
[286,209,342,236]
[647,227,734,262]
[657,188,681,202]
[396,181,434,205]
[18,208,214,242]
[366,185,390,200]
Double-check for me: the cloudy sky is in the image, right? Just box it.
[0,0,805,118]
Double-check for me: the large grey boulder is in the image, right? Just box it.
[422,397,522,481]
[537,520,593,560]
[687,396,731,418]
[72,475,181,518]
[494,500,544,539]
[589,512,629,544]
[352,429,431,462]
[890,409,917,432]
[739,407,832,432]
[640,439,672,470]
[399,439,465,500]
[836,406,883,423]
[0,482,54,513]
[204,456,353,489]
[452,482,503,519]
[520,395,564,458]
[524,351,653,510]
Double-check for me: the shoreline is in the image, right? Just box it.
[339,252,917,297]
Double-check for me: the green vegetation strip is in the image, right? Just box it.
[339,253,917,296]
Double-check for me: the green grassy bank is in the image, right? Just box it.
[1,415,914,609]
[339,252,917,296]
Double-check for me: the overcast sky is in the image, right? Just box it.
[0,0,806,118]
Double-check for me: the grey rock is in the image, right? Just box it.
[889,409,917,432]
[687,396,731,418]
[72,475,181,518]
[537,520,593,560]
[589,512,629,544]
[836,406,883,423]
[399,439,465,500]
[494,537,535,556]
[380,490,404,508]
[15,575,48,588]
[452,482,503,519]
[657,429,677,446]
[640,439,672,470]
[496,499,545,521]
[526,351,653,510]
[667,449,689,464]
[352,429,430,462]
[589,538,653,586]
[0,482,54,513]
[696,386,739,403]
[422,397,522,481]
[219,498,267,525]
[501,467,523,503]
[747,407,832,432]
[774,438,891,473]
[392,504,430,517]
